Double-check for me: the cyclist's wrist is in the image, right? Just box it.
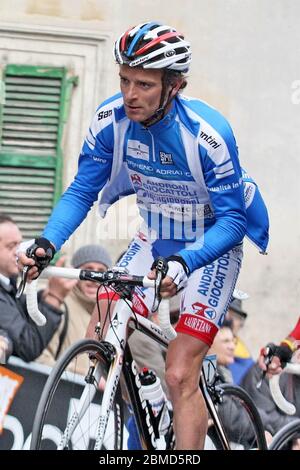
[165,255,190,276]
[275,343,294,366]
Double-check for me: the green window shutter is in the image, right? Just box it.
[0,64,78,239]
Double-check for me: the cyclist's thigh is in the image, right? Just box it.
[176,244,243,346]
[117,234,154,275]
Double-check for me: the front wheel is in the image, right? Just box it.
[206,383,267,450]
[30,339,125,450]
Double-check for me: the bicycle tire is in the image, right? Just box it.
[269,419,300,450]
[206,383,267,450]
[30,339,124,450]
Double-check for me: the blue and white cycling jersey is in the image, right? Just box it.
[43,93,269,274]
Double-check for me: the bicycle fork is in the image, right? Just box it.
[57,362,103,449]
[94,349,124,450]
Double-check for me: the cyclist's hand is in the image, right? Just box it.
[147,269,177,297]
[258,348,282,375]
[160,275,178,298]
[17,237,55,280]
[148,257,189,298]
[258,342,293,376]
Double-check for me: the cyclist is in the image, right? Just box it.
[18,21,269,449]
[259,317,300,375]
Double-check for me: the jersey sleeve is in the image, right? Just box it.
[42,107,114,250]
[179,120,247,272]
[288,317,300,342]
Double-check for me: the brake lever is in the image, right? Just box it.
[151,257,168,313]
[256,346,273,389]
[151,271,162,313]
[16,265,31,299]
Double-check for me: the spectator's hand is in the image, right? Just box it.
[291,438,300,450]
[0,336,10,363]
[264,430,273,447]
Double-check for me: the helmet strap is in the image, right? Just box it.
[141,73,176,128]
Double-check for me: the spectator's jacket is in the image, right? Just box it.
[241,363,300,435]
[0,278,63,362]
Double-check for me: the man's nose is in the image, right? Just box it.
[126,83,138,101]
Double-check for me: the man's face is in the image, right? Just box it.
[0,222,22,277]
[119,65,164,122]
[226,308,245,335]
[77,261,108,300]
[210,327,235,366]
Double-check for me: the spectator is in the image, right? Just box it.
[207,323,268,449]
[225,295,255,384]
[207,320,236,383]
[37,244,112,368]
[0,214,64,362]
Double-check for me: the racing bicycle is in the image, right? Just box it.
[23,262,267,450]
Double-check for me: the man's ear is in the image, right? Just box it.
[170,79,184,98]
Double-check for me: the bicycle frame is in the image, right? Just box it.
[96,297,171,450]
[27,265,250,450]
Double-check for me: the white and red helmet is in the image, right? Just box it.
[114,21,192,72]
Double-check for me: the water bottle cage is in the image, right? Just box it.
[145,399,167,438]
